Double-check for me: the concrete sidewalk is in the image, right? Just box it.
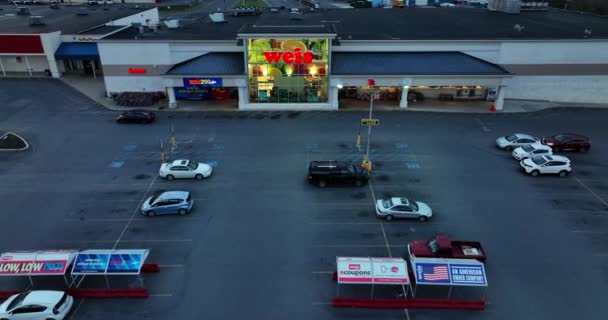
[60,76,608,113]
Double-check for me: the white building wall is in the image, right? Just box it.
[98,42,171,65]
[336,40,608,65]
[104,75,164,93]
[107,8,160,26]
[170,42,243,64]
[40,31,62,77]
[499,41,608,64]
[0,55,47,73]
[506,75,608,104]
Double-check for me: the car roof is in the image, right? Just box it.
[156,191,189,201]
[22,290,64,306]
[391,197,409,206]
[514,133,535,139]
[545,155,570,162]
[171,160,190,166]
[554,133,589,140]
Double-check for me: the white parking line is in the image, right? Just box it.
[574,177,608,207]
[570,230,608,234]
[67,299,84,320]
[159,264,185,268]
[112,176,159,249]
[149,293,174,297]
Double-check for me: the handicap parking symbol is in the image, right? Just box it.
[110,160,125,168]
[395,143,409,150]
[405,162,421,170]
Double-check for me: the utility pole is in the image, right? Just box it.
[360,79,382,173]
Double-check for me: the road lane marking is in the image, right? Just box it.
[574,176,608,207]
[113,175,158,249]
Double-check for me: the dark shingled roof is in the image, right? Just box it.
[105,7,608,41]
[165,52,245,75]
[331,52,510,75]
[0,5,148,34]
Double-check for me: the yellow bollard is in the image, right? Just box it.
[362,160,372,173]
[171,134,177,150]
[356,134,361,149]
[161,151,166,163]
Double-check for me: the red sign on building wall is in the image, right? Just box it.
[0,35,44,54]
[263,48,314,64]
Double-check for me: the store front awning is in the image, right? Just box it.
[54,42,99,60]
[331,52,510,76]
[166,52,245,76]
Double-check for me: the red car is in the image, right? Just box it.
[542,133,591,152]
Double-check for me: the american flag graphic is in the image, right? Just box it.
[423,265,449,281]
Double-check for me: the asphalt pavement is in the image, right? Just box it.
[1,78,608,320]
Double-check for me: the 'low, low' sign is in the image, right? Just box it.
[361,119,380,126]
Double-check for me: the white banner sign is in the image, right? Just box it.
[337,257,409,285]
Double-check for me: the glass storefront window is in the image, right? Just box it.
[247,38,329,103]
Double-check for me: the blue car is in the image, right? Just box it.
[141,191,193,217]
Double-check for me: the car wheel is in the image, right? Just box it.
[419,216,428,222]
[355,179,363,187]
[166,174,175,181]
[178,209,188,215]
[385,215,393,221]
[147,211,156,217]
[530,170,540,177]
[559,170,568,177]
[580,146,589,153]
[318,180,327,188]
[195,174,204,180]
[505,146,513,151]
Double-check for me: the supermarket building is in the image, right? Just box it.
[3,5,608,111]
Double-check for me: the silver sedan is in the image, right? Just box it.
[375,197,432,221]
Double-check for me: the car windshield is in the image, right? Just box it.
[506,135,518,142]
[531,156,547,165]
[187,161,198,170]
[7,292,28,310]
[410,202,419,211]
[428,239,440,253]
[522,145,536,152]
[149,195,159,204]
[382,199,393,208]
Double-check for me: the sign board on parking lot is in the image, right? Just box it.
[72,249,149,275]
[410,257,487,287]
[0,250,77,276]
[336,257,409,285]
[361,119,380,126]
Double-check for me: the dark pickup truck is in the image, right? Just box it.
[407,234,486,262]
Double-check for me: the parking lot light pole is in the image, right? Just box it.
[365,93,374,162]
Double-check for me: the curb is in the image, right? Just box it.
[0,132,30,152]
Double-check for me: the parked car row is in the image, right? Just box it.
[496,132,591,177]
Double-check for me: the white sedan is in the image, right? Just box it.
[520,155,571,177]
[375,197,432,221]
[0,290,73,320]
[496,133,540,150]
[159,159,212,180]
[512,144,553,160]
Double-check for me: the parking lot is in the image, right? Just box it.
[1,79,608,320]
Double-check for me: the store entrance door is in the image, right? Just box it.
[338,86,401,110]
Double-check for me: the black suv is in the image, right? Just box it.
[307,161,369,187]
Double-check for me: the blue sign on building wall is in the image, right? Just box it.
[183,78,223,88]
